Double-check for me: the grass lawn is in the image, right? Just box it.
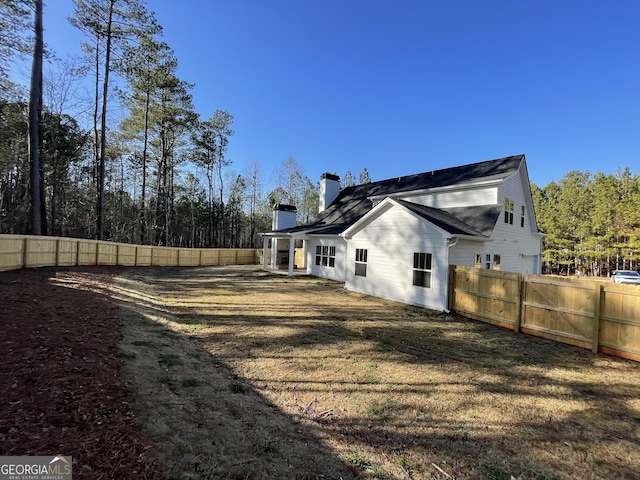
[112,265,640,480]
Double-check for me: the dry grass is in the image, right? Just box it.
[112,266,640,480]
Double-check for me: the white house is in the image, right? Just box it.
[262,155,544,311]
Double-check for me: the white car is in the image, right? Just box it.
[611,270,640,285]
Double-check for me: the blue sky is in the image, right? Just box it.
[40,0,640,187]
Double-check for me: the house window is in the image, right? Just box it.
[315,245,336,267]
[355,248,367,277]
[476,253,501,270]
[504,198,514,224]
[413,252,432,288]
[520,205,525,228]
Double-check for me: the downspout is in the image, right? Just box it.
[444,236,459,313]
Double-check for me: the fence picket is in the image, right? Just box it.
[451,266,640,363]
[0,234,260,272]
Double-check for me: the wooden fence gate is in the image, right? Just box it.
[449,266,640,362]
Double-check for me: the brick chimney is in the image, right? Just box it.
[319,173,340,213]
[272,204,297,230]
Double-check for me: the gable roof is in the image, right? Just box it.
[268,154,523,237]
[397,200,502,238]
[342,198,501,239]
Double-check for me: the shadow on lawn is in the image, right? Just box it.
[113,270,359,480]
[114,266,640,480]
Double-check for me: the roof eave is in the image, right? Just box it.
[451,234,491,242]
[367,176,506,203]
[260,230,310,238]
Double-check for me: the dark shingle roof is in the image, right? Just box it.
[441,205,503,237]
[272,154,523,237]
[397,200,501,237]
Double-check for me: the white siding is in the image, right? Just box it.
[521,255,539,274]
[306,237,348,282]
[448,167,542,274]
[344,205,449,311]
[448,239,486,267]
[399,186,498,208]
[494,169,542,273]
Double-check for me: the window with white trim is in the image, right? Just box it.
[504,198,514,224]
[355,248,367,276]
[315,245,336,267]
[520,205,525,228]
[413,252,432,288]
[475,253,501,270]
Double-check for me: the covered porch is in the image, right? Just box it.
[261,232,308,276]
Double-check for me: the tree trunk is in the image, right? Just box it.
[97,0,115,240]
[28,0,44,235]
[217,159,224,247]
[207,166,214,247]
[140,87,150,244]
[92,39,100,230]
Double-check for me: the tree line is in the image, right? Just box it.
[532,169,640,276]
[0,0,371,248]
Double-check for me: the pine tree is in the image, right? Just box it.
[70,0,159,240]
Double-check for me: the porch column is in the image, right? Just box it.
[288,237,295,276]
[262,236,269,271]
[270,238,277,269]
[301,239,307,269]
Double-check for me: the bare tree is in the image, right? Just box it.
[244,159,262,247]
[276,155,305,206]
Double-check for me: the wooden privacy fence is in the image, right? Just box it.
[449,265,640,363]
[0,234,260,272]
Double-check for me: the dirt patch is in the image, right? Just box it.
[0,267,159,479]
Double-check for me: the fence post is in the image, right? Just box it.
[22,237,28,269]
[447,265,456,312]
[592,283,603,353]
[55,238,60,267]
[514,275,523,333]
